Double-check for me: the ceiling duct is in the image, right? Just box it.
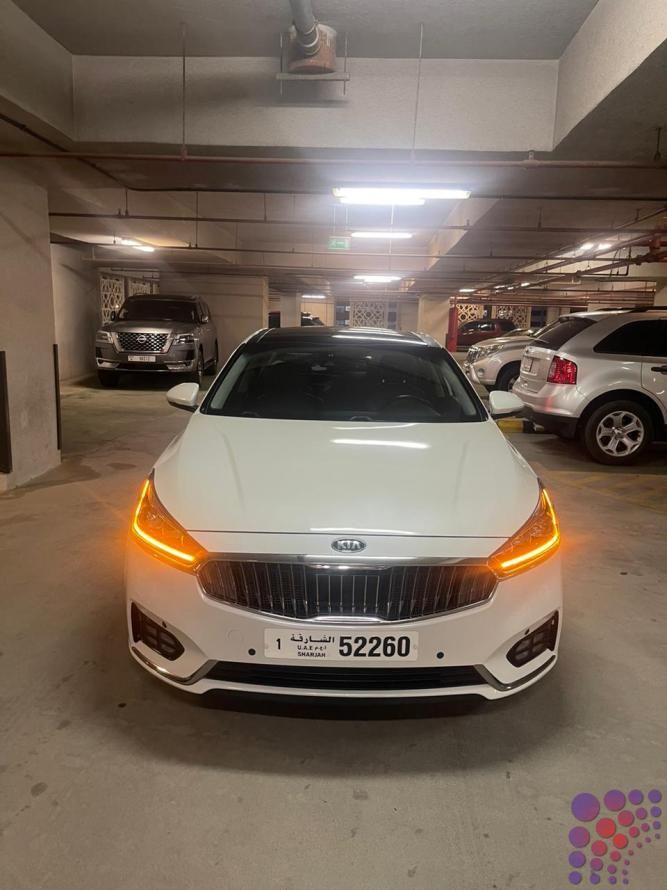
[287,0,337,74]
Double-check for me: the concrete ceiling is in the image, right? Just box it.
[13,0,599,59]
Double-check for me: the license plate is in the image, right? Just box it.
[521,357,534,372]
[128,355,156,363]
[264,629,418,661]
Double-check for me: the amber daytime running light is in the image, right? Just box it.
[132,478,204,570]
[489,488,560,577]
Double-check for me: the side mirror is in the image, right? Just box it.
[488,390,523,418]
[200,314,210,323]
[110,310,117,321]
[167,382,199,412]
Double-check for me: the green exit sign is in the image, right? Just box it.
[328,236,351,250]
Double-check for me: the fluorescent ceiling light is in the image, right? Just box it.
[354,274,402,283]
[520,281,531,287]
[119,238,140,246]
[597,242,613,251]
[133,245,155,253]
[351,231,413,240]
[302,293,326,299]
[580,242,595,251]
[459,288,475,293]
[334,187,471,206]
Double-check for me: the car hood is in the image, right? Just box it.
[473,334,534,350]
[153,416,539,539]
[106,320,197,333]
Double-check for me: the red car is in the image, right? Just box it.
[456,318,516,349]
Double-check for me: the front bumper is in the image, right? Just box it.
[96,344,197,373]
[126,537,563,700]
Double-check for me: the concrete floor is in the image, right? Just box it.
[1,378,666,890]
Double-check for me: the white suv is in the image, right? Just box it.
[513,310,667,464]
[465,328,542,392]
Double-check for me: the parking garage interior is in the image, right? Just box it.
[1,1,667,888]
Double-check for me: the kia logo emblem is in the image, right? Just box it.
[331,538,366,553]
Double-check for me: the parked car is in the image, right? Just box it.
[464,328,543,392]
[127,326,562,702]
[513,309,667,464]
[268,311,324,328]
[456,318,516,349]
[95,295,218,387]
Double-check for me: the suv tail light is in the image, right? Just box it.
[547,356,577,385]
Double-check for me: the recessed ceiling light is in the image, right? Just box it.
[334,187,471,206]
[351,231,413,240]
[354,274,402,283]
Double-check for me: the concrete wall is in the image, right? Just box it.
[554,0,667,145]
[0,0,73,135]
[0,171,60,490]
[51,245,98,382]
[417,297,451,345]
[158,274,268,361]
[398,302,419,333]
[73,55,558,152]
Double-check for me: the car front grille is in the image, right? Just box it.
[117,332,169,352]
[204,661,485,690]
[197,561,496,622]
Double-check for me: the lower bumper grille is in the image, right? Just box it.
[197,561,496,621]
[131,604,184,661]
[204,662,484,690]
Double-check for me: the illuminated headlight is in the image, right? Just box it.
[96,330,113,343]
[488,487,560,577]
[132,476,205,571]
[174,334,196,345]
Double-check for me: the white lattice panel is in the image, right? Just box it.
[496,305,530,327]
[100,275,125,323]
[128,278,156,297]
[457,304,484,323]
[350,301,387,328]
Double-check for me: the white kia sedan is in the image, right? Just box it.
[127,327,562,701]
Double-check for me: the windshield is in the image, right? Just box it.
[118,299,197,323]
[204,342,484,423]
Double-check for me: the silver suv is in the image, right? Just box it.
[513,309,667,464]
[95,295,219,387]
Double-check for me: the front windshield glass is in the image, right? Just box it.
[204,342,484,423]
[118,299,197,323]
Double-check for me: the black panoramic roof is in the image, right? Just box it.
[253,326,427,346]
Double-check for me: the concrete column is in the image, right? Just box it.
[0,171,60,491]
[280,293,301,328]
[158,273,269,361]
[51,244,98,382]
[653,283,667,307]
[417,297,451,346]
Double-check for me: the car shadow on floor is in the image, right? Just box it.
[76,599,572,777]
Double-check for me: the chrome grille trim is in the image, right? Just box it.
[197,558,497,623]
[117,332,169,352]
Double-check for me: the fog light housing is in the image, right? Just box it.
[131,604,184,661]
[507,612,558,667]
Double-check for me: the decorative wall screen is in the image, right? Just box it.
[128,278,158,297]
[349,301,386,328]
[100,275,125,323]
[457,303,485,324]
[495,305,530,327]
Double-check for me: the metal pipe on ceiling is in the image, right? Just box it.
[289,0,320,54]
[47,210,666,236]
[3,150,666,170]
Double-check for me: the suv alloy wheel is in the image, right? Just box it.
[583,400,653,465]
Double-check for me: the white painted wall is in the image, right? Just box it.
[158,273,268,361]
[398,302,419,333]
[0,169,60,489]
[51,245,99,382]
[73,55,557,152]
[0,0,73,136]
[554,0,667,145]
